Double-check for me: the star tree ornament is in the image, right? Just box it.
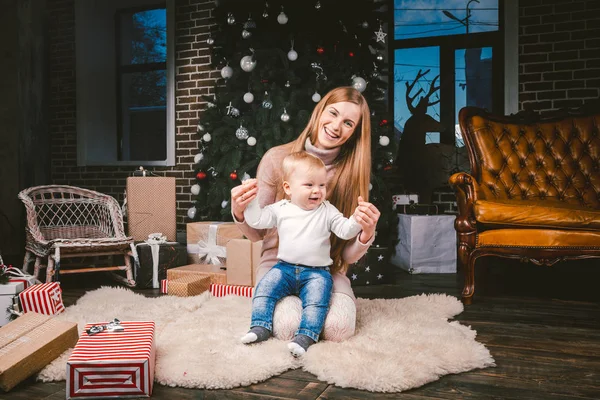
[236,124,249,140]
[375,23,387,43]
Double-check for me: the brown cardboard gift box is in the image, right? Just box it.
[126,177,177,242]
[167,264,227,285]
[0,312,79,392]
[167,274,211,297]
[226,239,263,286]
[186,222,244,265]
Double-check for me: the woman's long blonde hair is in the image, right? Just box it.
[286,86,372,274]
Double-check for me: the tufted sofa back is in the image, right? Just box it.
[459,107,600,209]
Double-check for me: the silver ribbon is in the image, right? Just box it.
[186,224,226,266]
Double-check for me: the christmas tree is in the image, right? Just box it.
[189,0,397,248]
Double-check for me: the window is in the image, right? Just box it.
[75,0,175,166]
[393,0,517,147]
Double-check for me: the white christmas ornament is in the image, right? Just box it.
[242,172,251,181]
[379,135,390,146]
[243,92,254,103]
[247,136,257,146]
[277,11,288,24]
[221,200,229,209]
[241,29,251,39]
[202,133,212,142]
[312,92,321,103]
[240,55,257,72]
[281,108,290,122]
[221,65,233,79]
[191,184,201,195]
[227,13,235,25]
[187,207,197,219]
[236,125,249,140]
[369,183,373,191]
[352,76,367,92]
[194,153,204,163]
[287,49,298,61]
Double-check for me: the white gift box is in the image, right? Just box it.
[391,214,457,274]
[392,194,419,206]
[1,281,24,326]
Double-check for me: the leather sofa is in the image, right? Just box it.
[450,106,600,304]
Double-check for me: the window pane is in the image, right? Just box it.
[119,8,166,65]
[394,47,442,145]
[455,47,493,147]
[394,0,499,40]
[120,71,167,161]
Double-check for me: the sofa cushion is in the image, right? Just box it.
[477,228,600,248]
[474,199,600,230]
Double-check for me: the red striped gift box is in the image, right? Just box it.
[66,321,156,399]
[210,283,254,298]
[18,282,65,315]
[160,279,168,294]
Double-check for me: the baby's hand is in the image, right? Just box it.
[353,196,380,242]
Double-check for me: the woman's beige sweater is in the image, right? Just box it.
[233,139,374,302]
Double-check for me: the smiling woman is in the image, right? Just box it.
[230,86,379,340]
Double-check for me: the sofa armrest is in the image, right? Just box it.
[449,172,478,234]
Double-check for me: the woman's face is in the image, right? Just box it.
[315,101,362,150]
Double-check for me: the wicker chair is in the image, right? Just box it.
[18,185,139,286]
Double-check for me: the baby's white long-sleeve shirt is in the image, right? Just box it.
[244,199,362,267]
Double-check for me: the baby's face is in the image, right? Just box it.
[284,165,327,211]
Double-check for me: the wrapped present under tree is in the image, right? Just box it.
[346,246,391,286]
[135,240,187,289]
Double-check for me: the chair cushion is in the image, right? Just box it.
[474,199,600,230]
[477,228,600,248]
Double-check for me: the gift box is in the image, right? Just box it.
[226,239,263,286]
[4,267,40,289]
[135,241,187,288]
[0,312,78,392]
[346,246,391,286]
[18,282,65,315]
[186,222,244,265]
[398,203,439,215]
[392,194,419,206]
[167,275,211,297]
[390,214,457,273]
[67,320,156,399]
[126,176,177,242]
[210,283,254,298]
[167,263,226,285]
[1,281,24,327]
[160,279,168,294]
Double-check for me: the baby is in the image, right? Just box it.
[241,151,362,356]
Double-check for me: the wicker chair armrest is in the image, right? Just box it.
[449,172,478,233]
[102,195,128,238]
[18,191,49,243]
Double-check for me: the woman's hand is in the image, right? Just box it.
[230,178,258,222]
[354,196,380,243]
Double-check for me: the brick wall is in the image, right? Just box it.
[47,0,216,232]
[519,0,600,113]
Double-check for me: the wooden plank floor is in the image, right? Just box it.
[3,257,600,400]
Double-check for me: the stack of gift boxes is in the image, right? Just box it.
[160,222,259,299]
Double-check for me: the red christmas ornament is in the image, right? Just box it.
[316,46,325,55]
[230,171,238,180]
[379,119,389,126]
[384,165,393,171]
[196,171,207,180]
[348,51,355,57]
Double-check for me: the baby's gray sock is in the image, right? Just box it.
[241,326,271,344]
[287,334,316,357]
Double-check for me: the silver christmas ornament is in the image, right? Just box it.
[315,1,321,9]
[244,16,256,29]
[227,13,235,25]
[242,29,252,39]
[190,184,201,195]
[312,92,321,103]
[243,92,254,103]
[221,200,229,209]
[352,76,367,93]
[197,123,205,132]
[262,100,273,109]
[362,21,369,28]
[206,36,214,45]
[262,10,269,18]
[194,153,204,163]
[211,168,218,177]
[277,11,288,24]
[287,49,298,61]
[280,108,290,122]
[285,80,290,88]
[240,55,257,72]
[236,125,249,140]
[247,136,257,146]
[376,53,384,62]
[379,136,390,146]
[187,207,197,219]
[202,133,212,142]
[221,65,233,79]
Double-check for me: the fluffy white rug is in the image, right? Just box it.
[38,287,494,393]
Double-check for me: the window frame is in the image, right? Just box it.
[75,0,175,167]
[389,0,518,146]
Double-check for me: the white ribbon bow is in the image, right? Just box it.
[186,224,226,266]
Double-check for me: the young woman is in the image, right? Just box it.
[231,86,380,338]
